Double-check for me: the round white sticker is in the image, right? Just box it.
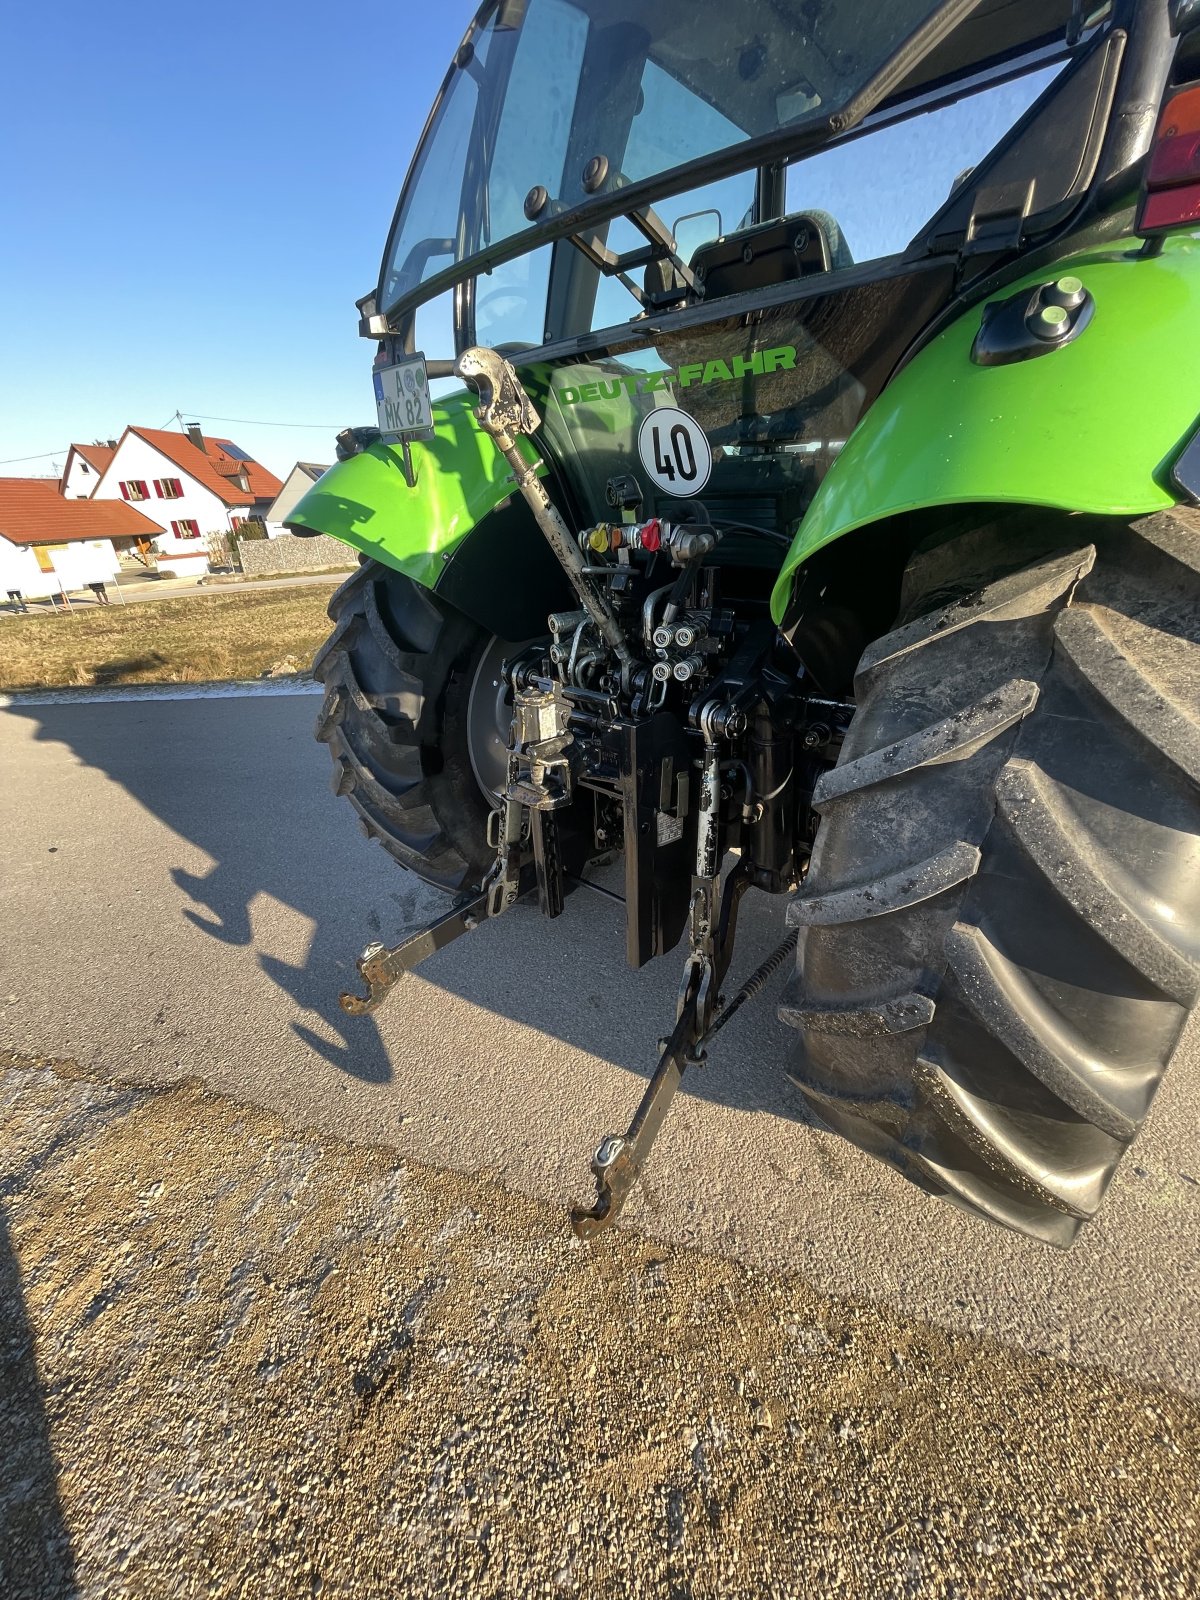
[637,407,712,496]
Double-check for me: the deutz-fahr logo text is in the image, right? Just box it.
[555,345,797,407]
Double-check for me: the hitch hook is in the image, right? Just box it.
[570,998,699,1240]
[339,891,489,1015]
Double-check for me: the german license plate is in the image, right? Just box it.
[373,354,433,439]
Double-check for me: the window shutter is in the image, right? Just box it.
[120,481,129,500]
[153,480,162,497]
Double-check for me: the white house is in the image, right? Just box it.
[91,425,282,577]
[0,478,158,601]
[263,462,329,537]
[61,441,118,500]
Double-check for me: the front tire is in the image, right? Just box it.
[781,509,1200,1245]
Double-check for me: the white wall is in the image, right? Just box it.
[62,453,102,500]
[0,538,118,599]
[264,465,323,536]
[51,540,121,588]
[94,433,234,575]
[0,539,51,597]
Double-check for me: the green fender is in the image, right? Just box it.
[286,388,543,590]
[769,235,1200,624]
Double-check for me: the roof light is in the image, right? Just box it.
[1139,82,1200,233]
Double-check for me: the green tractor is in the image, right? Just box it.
[289,0,1200,1246]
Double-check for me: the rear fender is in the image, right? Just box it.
[286,388,565,637]
[770,236,1200,623]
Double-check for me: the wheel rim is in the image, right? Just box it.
[466,635,525,802]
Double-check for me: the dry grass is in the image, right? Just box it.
[203,566,356,585]
[0,583,342,691]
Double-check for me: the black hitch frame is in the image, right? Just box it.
[338,348,853,1240]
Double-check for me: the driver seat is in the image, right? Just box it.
[687,210,854,300]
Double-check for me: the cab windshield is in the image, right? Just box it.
[380,0,954,314]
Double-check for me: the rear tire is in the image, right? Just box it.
[312,562,498,892]
[781,509,1200,1245]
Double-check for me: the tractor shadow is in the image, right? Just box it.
[0,1205,77,1598]
[422,882,814,1120]
[7,696,396,1086]
[6,696,806,1118]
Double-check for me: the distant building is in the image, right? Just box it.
[61,442,118,500]
[0,478,158,600]
[263,462,329,537]
[89,425,283,577]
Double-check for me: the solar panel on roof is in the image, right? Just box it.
[217,442,254,462]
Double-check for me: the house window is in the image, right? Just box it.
[154,478,183,499]
[171,519,201,540]
[119,480,149,501]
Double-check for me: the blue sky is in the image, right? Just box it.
[0,1,470,478]
[0,1,1054,480]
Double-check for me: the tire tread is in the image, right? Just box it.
[781,511,1200,1244]
[313,562,494,893]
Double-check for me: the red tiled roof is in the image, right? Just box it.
[0,478,160,545]
[71,443,115,474]
[127,427,283,506]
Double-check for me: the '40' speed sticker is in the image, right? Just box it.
[637,407,712,495]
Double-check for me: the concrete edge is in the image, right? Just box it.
[0,678,325,708]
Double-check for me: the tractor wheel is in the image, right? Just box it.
[313,561,516,893]
[781,508,1200,1245]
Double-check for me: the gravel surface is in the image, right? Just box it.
[3,1049,1198,1600]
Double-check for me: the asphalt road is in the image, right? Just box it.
[2,690,1198,1396]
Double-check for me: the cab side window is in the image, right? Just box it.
[590,59,754,332]
[476,0,588,350]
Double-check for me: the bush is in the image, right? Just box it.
[206,531,232,569]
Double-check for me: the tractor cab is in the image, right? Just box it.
[367,0,1107,359]
[345,0,1132,569]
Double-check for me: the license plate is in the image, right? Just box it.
[373,354,433,440]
